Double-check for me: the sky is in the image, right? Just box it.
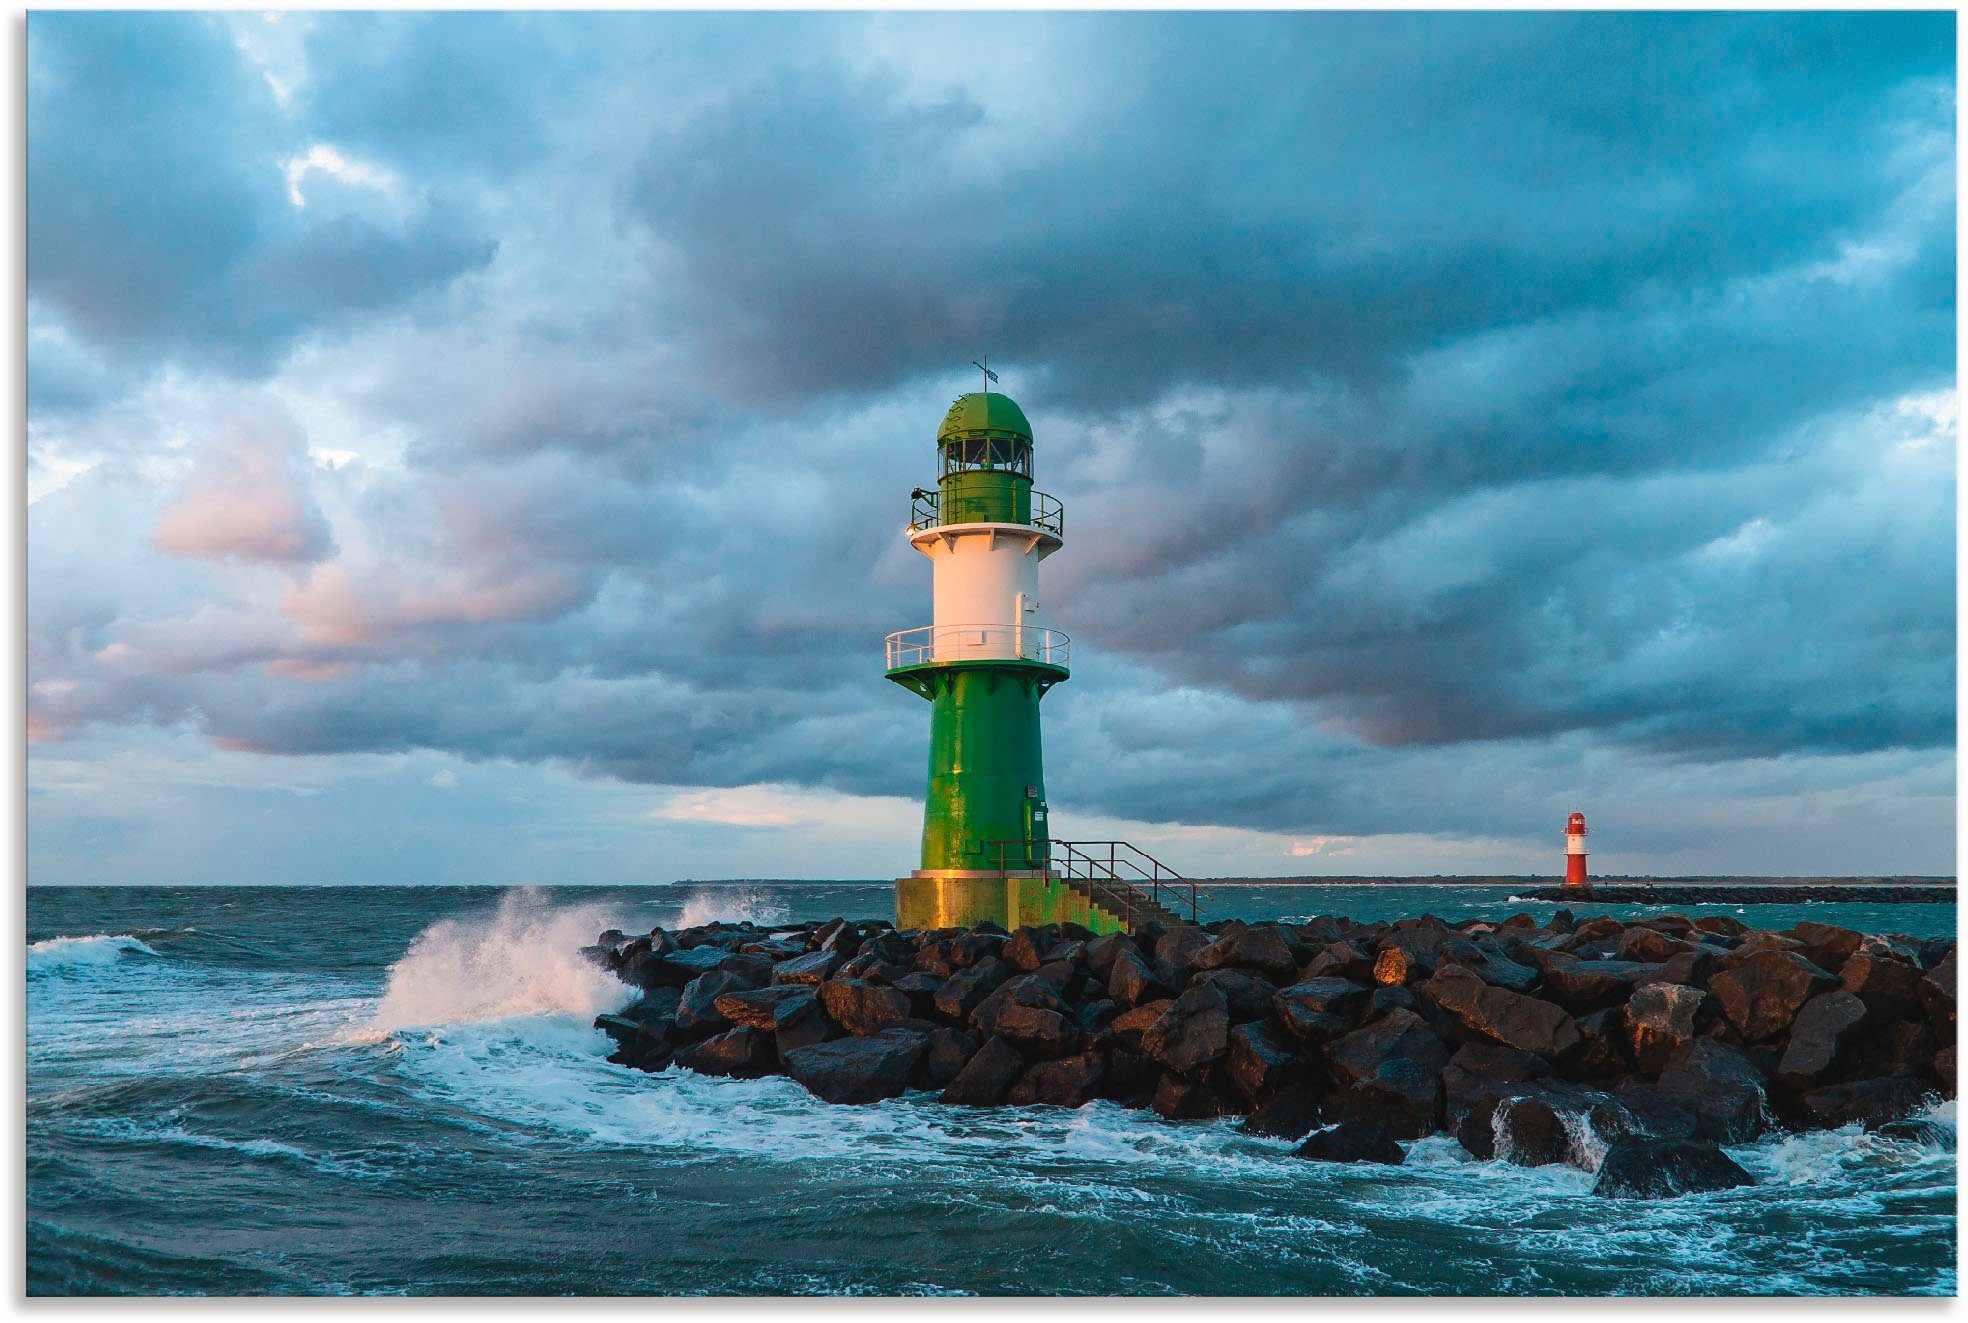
[25,10,1957,885]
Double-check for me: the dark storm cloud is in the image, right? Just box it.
[26,12,495,391]
[24,11,1956,866]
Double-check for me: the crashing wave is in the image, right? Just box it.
[26,934,160,976]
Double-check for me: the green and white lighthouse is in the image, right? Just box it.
[886,390,1127,933]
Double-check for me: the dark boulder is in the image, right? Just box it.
[1150,1072,1232,1120]
[1624,982,1705,1074]
[1107,999,1173,1053]
[1006,1050,1106,1108]
[1083,932,1136,976]
[1328,1007,1451,1086]
[993,1003,1084,1059]
[1531,951,1650,1011]
[1919,952,1956,1032]
[783,1031,927,1104]
[972,973,1071,1036]
[1592,1139,1753,1198]
[1709,949,1836,1042]
[1655,1040,1767,1143]
[914,1026,978,1089]
[1291,1122,1405,1165]
[676,1025,775,1079]
[1076,998,1120,1037]
[772,950,842,986]
[1436,939,1539,993]
[1098,1049,1161,1107]
[1224,1020,1301,1102]
[1618,927,1699,963]
[1339,1058,1441,1140]
[1153,926,1213,985]
[1868,1116,1951,1147]
[1003,926,1059,972]
[1302,940,1375,982]
[1797,1073,1935,1129]
[712,980,810,1031]
[1788,921,1863,972]
[1241,1082,1328,1140]
[1273,978,1371,1041]
[933,956,1012,1022]
[1775,991,1868,1083]
[1107,946,1169,1007]
[1840,950,1926,1017]
[819,978,912,1035]
[1187,969,1278,1023]
[1191,925,1300,983]
[949,930,1005,969]
[1141,982,1232,1074]
[940,1035,1026,1106]
[1424,965,1581,1058]
[675,968,762,1040]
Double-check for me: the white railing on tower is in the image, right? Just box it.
[908,489,1064,537]
[885,624,1072,669]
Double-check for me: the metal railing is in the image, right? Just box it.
[885,623,1071,670]
[987,838,1210,926]
[909,488,1064,538]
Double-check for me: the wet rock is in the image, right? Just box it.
[1107,946,1168,1007]
[714,984,816,1032]
[1788,921,1863,972]
[1328,1007,1451,1086]
[1291,1122,1405,1165]
[1006,1050,1106,1107]
[1076,998,1120,1037]
[1936,1045,1956,1095]
[1530,951,1650,1011]
[1655,1040,1767,1143]
[1624,983,1705,1074]
[819,979,912,1036]
[784,1030,927,1104]
[993,1003,1083,1059]
[1224,1020,1300,1101]
[1151,1072,1232,1120]
[1339,1058,1441,1140]
[1083,932,1135,976]
[1435,939,1539,993]
[1618,927,1699,963]
[1775,991,1868,1083]
[1153,926,1213,985]
[933,956,1012,1022]
[1004,926,1059,972]
[940,1035,1026,1106]
[914,1026,978,1089]
[1797,1073,1935,1129]
[1191,925,1299,983]
[676,1025,775,1079]
[1424,965,1581,1058]
[1142,982,1232,1074]
[772,950,842,986]
[1708,950,1836,1042]
[1187,969,1278,1023]
[1099,1049,1160,1107]
[1918,952,1955,1032]
[1106,1000,1173,1053]
[1694,915,1750,939]
[1302,940,1375,982]
[949,931,1005,969]
[675,968,764,1040]
[1868,1116,1951,1147]
[972,973,1071,1036]
[1241,1082,1328,1140]
[1273,978,1372,1041]
[1840,951,1925,1017]
[1592,1139,1752,1198]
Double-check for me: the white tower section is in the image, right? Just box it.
[907,522,1063,663]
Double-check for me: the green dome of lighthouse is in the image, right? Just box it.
[938,392,1032,444]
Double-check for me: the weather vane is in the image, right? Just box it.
[971,356,998,393]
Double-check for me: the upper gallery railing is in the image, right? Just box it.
[885,624,1071,670]
[909,488,1064,537]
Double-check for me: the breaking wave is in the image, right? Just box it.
[27,934,160,977]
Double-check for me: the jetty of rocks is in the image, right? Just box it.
[1518,883,1954,905]
[584,909,1955,1197]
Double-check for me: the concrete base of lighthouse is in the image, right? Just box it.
[895,871,1129,935]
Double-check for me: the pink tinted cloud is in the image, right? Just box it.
[152,410,336,565]
[280,561,591,647]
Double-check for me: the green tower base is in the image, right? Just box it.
[895,871,1129,934]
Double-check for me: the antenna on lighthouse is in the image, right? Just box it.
[971,357,998,392]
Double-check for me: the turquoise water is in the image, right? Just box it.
[25,883,1957,1295]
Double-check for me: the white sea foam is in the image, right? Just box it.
[364,888,632,1037]
[675,886,789,929]
[26,933,160,976]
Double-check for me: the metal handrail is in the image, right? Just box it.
[885,624,1071,669]
[985,838,1209,925]
[910,488,1064,538]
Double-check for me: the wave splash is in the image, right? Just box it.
[366,888,631,1035]
[27,934,161,977]
[675,886,790,929]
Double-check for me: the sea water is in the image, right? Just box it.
[24,883,1958,1295]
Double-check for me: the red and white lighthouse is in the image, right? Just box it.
[1564,811,1589,890]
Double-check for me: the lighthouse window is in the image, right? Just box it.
[941,436,1032,478]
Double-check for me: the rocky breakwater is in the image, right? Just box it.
[583,910,1956,1198]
